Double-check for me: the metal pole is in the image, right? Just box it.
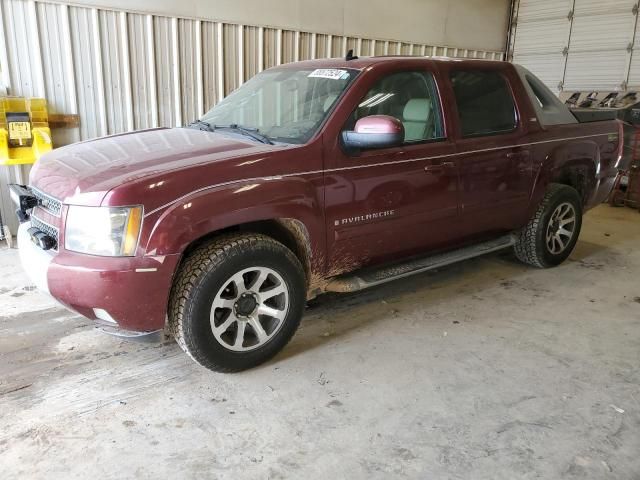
[14,164,23,184]
[0,207,4,241]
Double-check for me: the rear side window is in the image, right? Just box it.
[450,70,517,137]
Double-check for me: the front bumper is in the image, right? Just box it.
[17,222,181,333]
[17,222,53,294]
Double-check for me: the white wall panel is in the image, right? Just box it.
[3,0,44,97]
[153,16,178,129]
[243,26,260,81]
[512,53,567,92]
[564,50,630,90]
[36,2,79,145]
[128,13,156,130]
[42,0,511,52]
[99,10,130,134]
[512,0,640,92]
[510,0,572,93]
[563,1,637,90]
[179,19,200,124]
[516,0,573,21]
[574,0,635,16]
[570,12,633,52]
[201,21,222,109]
[512,18,568,55]
[69,6,105,139]
[628,13,640,85]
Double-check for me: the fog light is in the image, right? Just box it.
[27,227,56,250]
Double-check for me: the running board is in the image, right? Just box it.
[325,234,517,293]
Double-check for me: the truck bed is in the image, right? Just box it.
[572,107,621,123]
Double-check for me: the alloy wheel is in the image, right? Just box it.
[545,202,577,255]
[210,267,289,351]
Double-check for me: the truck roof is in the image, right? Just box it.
[278,56,579,127]
[274,55,506,71]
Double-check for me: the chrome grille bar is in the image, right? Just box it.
[31,187,62,217]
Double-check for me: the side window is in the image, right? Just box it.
[350,71,444,142]
[450,70,517,137]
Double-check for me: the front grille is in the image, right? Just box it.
[30,213,59,250]
[31,187,62,217]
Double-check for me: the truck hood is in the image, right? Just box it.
[29,128,278,205]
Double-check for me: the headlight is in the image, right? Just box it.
[65,206,143,256]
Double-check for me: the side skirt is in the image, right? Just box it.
[325,234,516,293]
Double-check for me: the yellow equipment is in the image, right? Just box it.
[0,97,53,165]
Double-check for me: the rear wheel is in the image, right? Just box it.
[514,183,583,268]
[168,233,306,372]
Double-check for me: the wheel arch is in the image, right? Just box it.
[142,177,326,292]
[179,218,315,286]
[533,140,600,209]
[550,159,597,206]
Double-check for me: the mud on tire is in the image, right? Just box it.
[514,183,583,268]
[168,233,306,372]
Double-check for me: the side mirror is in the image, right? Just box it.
[342,115,404,152]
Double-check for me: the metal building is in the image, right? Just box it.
[0,0,505,234]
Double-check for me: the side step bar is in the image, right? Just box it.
[325,234,517,293]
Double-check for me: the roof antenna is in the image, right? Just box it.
[346,49,358,61]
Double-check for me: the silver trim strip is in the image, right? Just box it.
[30,212,60,234]
[144,132,614,218]
[97,325,164,342]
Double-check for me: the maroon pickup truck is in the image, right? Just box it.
[12,56,623,372]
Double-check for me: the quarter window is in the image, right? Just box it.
[350,71,444,142]
[450,70,517,137]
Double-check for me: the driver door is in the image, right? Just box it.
[324,68,460,270]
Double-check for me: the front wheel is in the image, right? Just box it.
[514,183,583,268]
[168,233,306,372]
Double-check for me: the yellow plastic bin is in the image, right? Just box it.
[0,97,53,165]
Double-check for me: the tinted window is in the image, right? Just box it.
[450,70,517,137]
[350,71,444,142]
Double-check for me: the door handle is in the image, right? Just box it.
[424,161,455,173]
[506,151,529,159]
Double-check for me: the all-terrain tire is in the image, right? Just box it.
[168,233,306,372]
[514,183,583,268]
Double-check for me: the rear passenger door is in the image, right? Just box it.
[447,67,533,237]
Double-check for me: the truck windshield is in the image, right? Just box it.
[200,67,358,144]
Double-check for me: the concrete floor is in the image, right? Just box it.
[1,205,639,479]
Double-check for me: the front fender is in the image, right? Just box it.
[142,176,325,260]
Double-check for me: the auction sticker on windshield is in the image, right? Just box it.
[308,69,350,80]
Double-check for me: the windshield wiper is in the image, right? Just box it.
[185,121,274,145]
[186,120,215,132]
[212,124,274,145]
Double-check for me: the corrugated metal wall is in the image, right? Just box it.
[0,0,504,234]
[510,0,640,92]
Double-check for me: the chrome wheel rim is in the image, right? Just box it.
[546,202,577,255]
[210,266,289,352]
